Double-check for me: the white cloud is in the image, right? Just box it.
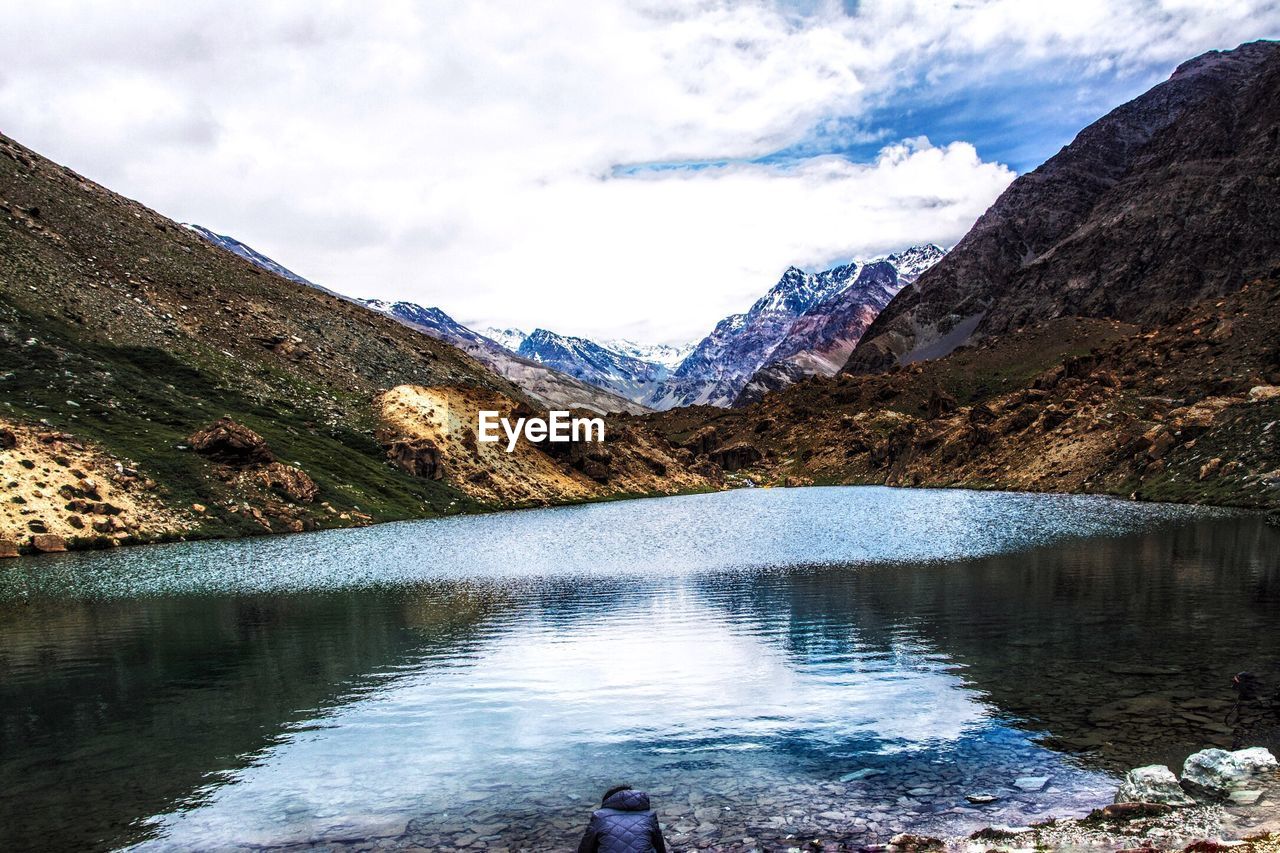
[0,0,1276,343]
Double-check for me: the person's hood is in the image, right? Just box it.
[602,789,651,812]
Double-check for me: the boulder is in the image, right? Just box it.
[1115,765,1195,807]
[1142,425,1176,460]
[0,539,19,558]
[708,442,762,472]
[386,438,444,480]
[0,427,16,450]
[30,534,67,553]
[189,418,274,465]
[1181,747,1278,800]
[1096,802,1172,820]
[257,462,319,503]
[926,386,958,419]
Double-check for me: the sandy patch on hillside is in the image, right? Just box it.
[377,385,711,505]
[0,420,188,554]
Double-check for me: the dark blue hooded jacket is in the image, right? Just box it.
[577,788,666,853]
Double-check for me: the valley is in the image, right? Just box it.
[2,18,1280,853]
[5,41,1280,556]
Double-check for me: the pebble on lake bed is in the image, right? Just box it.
[1013,776,1049,792]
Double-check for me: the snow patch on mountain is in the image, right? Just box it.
[600,338,694,370]
[482,327,529,352]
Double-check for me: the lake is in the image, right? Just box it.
[1,487,1277,852]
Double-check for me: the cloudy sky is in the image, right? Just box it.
[2,2,1277,345]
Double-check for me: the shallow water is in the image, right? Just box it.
[1,487,1277,852]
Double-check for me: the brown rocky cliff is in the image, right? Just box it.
[847,40,1280,372]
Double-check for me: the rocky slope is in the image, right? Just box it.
[0,131,710,555]
[378,385,704,506]
[653,246,943,409]
[848,40,1280,372]
[649,275,1280,511]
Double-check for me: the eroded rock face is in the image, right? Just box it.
[189,418,274,466]
[682,425,722,457]
[256,462,319,503]
[386,438,444,480]
[1115,765,1196,806]
[1181,747,1278,799]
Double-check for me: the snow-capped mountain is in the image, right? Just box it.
[646,244,946,409]
[482,327,528,352]
[600,339,694,370]
[734,260,909,405]
[358,303,647,414]
[880,244,946,282]
[363,300,496,349]
[182,220,941,413]
[517,329,673,403]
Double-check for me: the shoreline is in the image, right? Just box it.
[2,473,1270,562]
[2,473,1269,560]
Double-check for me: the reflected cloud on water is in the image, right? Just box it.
[0,488,1274,851]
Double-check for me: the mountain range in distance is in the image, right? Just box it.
[187,223,943,411]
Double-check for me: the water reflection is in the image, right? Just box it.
[0,488,1275,852]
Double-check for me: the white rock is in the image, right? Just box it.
[1115,764,1196,806]
[1014,776,1049,792]
[1181,747,1278,799]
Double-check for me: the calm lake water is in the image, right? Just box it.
[1,487,1278,852]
